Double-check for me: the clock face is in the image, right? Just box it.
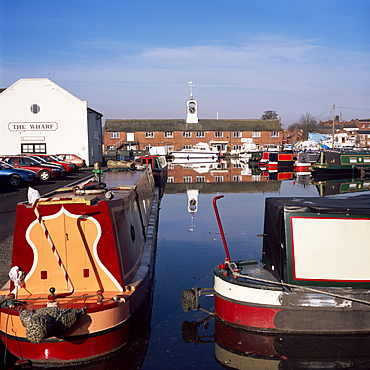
[189,106,196,114]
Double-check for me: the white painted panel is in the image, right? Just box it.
[291,217,370,281]
[214,275,282,306]
[127,132,135,141]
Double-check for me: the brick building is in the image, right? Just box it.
[103,95,282,155]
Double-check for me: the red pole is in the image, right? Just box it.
[212,195,231,262]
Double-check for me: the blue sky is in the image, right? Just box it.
[1,0,369,126]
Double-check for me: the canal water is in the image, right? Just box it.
[4,163,370,369]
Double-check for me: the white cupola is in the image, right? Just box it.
[186,81,198,124]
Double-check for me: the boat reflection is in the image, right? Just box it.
[182,317,370,369]
[312,176,370,197]
[165,160,287,194]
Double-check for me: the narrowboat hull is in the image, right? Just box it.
[0,166,160,364]
[214,261,370,334]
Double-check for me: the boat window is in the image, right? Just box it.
[349,157,357,163]
[364,157,370,163]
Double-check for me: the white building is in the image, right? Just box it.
[0,78,103,166]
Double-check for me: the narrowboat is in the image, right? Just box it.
[182,194,370,334]
[311,150,370,178]
[0,162,160,365]
[258,152,295,171]
[135,153,168,192]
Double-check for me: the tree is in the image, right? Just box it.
[261,110,278,120]
[287,112,317,140]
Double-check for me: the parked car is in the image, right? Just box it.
[0,161,38,187]
[24,153,74,173]
[0,155,63,181]
[55,154,86,169]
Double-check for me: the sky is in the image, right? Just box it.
[0,0,369,127]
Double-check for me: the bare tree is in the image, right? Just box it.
[287,112,317,140]
[261,110,278,120]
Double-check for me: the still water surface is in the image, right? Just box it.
[5,167,370,369]
[140,175,370,369]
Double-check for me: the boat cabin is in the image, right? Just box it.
[262,195,370,288]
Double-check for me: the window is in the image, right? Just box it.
[30,104,40,114]
[145,132,154,138]
[21,143,46,154]
[145,145,153,151]
[233,145,242,151]
[183,176,192,183]
[164,131,173,138]
[214,131,223,138]
[233,175,242,182]
[167,176,174,183]
[196,176,205,182]
[233,162,242,168]
[107,145,115,150]
[233,132,242,138]
[214,176,224,182]
[111,132,120,139]
[196,131,205,138]
[183,145,191,149]
[252,131,261,138]
[183,131,192,138]
[270,131,279,138]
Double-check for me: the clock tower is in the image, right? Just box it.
[186,81,198,124]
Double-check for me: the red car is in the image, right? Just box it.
[0,155,63,181]
[25,153,75,173]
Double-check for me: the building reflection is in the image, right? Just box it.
[165,159,286,194]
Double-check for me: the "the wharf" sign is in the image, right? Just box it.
[8,122,58,131]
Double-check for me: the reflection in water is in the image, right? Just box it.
[182,317,370,369]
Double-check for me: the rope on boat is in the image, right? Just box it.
[19,306,85,344]
[227,261,370,307]
[32,199,74,297]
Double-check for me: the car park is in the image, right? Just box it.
[24,153,74,173]
[0,155,63,181]
[0,161,38,187]
[55,154,86,169]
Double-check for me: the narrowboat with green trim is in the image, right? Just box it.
[311,150,370,178]
[183,194,370,334]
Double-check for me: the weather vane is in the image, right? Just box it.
[188,81,194,99]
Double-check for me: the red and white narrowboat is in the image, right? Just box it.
[183,194,370,334]
[0,162,160,366]
[258,152,295,171]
